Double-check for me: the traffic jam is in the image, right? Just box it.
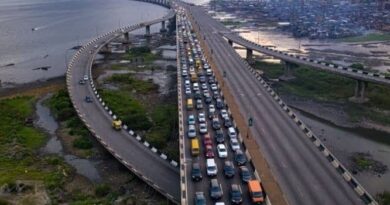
[177,9,265,205]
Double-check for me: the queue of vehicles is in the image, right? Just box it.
[177,11,265,205]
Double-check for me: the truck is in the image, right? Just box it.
[190,72,198,82]
[248,180,264,203]
[112,120,122,130]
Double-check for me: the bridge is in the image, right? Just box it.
[66,0,381,204]
[66,6,180,203]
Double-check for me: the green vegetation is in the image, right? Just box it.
[340,33,390,42]
[126,46,159,63]
[0,96,71,199]
[377,191,390,205]
[350,63,365,70]
[95,184,111,197]
[107,73,158,94]
[99,89,152,131]
[256,60,390,125]
[221,20,241,26]
[46,90,92,150]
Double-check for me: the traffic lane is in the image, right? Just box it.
[207,32,362,204]
[70,54,180,199]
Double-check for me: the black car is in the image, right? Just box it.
[85,96,92,103]
[230,184,243,204]
[194,91,202,100]
[79,79,85,85]
[223,118,233,128]
[213,91,220,100]
[208,77,215,84]
[212,118,221,130]
[199,76,206,83]
[224,161,235,178]
[239,166,251,182]
[208,111,216,120]
[194,192,206,205]
[215,129,224,143]
[235,150,247,166]
[204,96,212,104]
[191,162,202,181]
[216,98,224,109]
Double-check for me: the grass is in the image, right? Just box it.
[106,73,158,94]
[125,46,159,63]
[340,33,390,43]
[99,89,152,131]
[377,191,390,205]
[46,90,92,150]
[0,96,71,194]
[256,60,390,125]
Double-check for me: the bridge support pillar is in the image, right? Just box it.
[145,25,151,37]
[160,21,167,33]
[349,80,369,103]
[124,32,129,42]
[246,48,253,62]
[279,61,296,81]
[228,39,233,46]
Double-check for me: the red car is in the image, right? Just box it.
[205,145,214,158]
[203,134,212,146]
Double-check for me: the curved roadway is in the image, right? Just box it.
[66,8,180,203]
[181,3,366,205]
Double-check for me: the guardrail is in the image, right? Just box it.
[223,34,390,86]
[238,57,379,205]
[66,9,179,204]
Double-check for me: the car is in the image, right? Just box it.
[201,83,208,90]
[208,104,215,113]
[188,125,196,138]
[193,83,199,91]
[83,75,89,81]
[203,134,212,146]
[85,96,92,103]
[215,129,224,143]
[212,118,221,130]
[206,158,217,176]
[230,184,243,204]
[205,145,214,158]
[230,138,240,151]
[182,70,188,76]
[220,109,228,119]
[213,91,221,99]
[208,77,215,84]
[185,87,191,95]
[198,112,206,123]
[239,166,251,182]
[216,98,224,109]
[196,99,203,110]
[199,76,206,83]
[194,192,206,205]
[217,144,228,158]
[188,114,195,125]
[184,79,191,87]
[224,161,235,178]
[203,90,210,97]
[223,117,233,128]
[206,69,213,76]
[235,150,247,166]
[191,162,203,181]
[204,96,212,104]
[208,110,216,120]
[210,83,218,91]
[199,123,208,134]
[194,91,202,99]
[228,127,237,139]
[209,179,223,200]
[79,79,85,85]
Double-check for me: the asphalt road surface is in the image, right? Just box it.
[180,3,365,205]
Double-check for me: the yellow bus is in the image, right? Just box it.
[191,138,200,156]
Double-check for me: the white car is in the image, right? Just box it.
[230,138,240,151]
[199,123,208,134]
[193,83,199,91]
[198,112,206,123]
[210,84,218,91]
[201,83,208,90]
[203,90,210,97]
[220,109,228,119]
[182,70,188,77]
[188,125,196,138]
[217,144,228,158]
[188,114,195,125]
[209,104,215,113]
[206,69,212,76]
[185,87,191,95]
[83,75,89,81]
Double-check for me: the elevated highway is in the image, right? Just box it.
[176,2,377,205]
[66,7,180,203]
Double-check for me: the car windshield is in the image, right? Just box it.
[208,166,216,171]
[253,191,263,197]
[232,190,241,197]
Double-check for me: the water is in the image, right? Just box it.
[294,109,390,195]
[0,0,168,84]
[35,95,101,182]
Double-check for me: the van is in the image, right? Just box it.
[206,158,217,176]
[228,127,237,139]
[187,99,193,110]
[248,180,264,203]
[191,139,200,156]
